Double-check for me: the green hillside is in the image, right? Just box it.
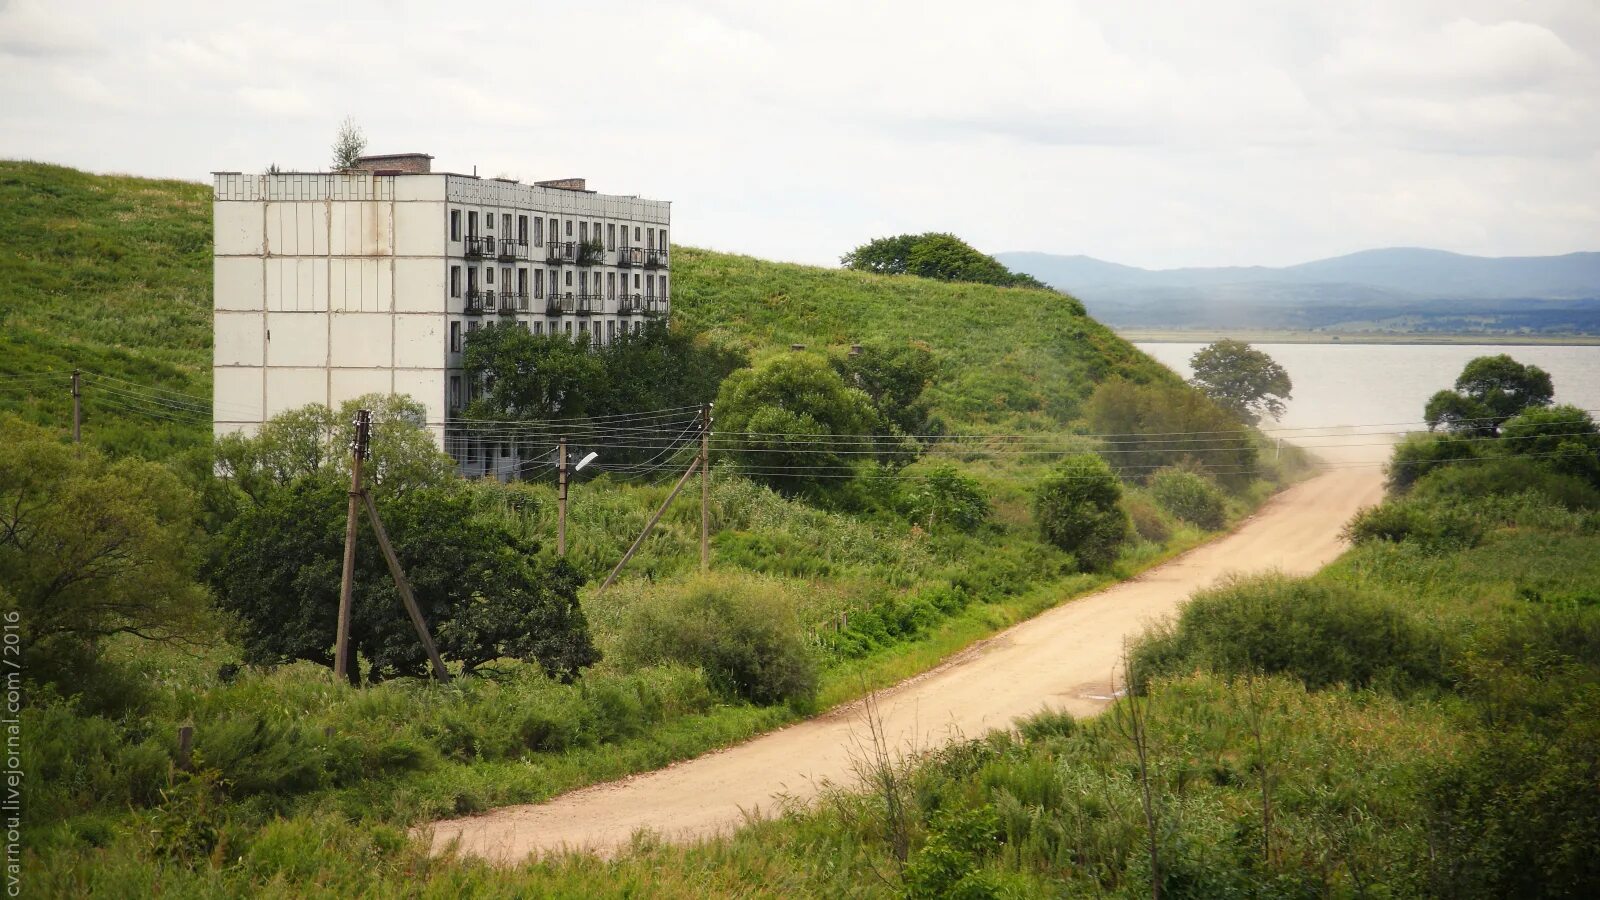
[0,160,1172,453]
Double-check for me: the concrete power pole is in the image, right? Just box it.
[557,437,568,556]
[334,409,371,685]
[700,402,711,571]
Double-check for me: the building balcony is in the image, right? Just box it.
[575,293,602,315]
[546,292,573,315]
[576,241,604,267]
[498,239,530,261]
[547,241,575,264]
[615,246,639,268]
[642,295,668,314]
[465,236,495,258]
[498,291,527,314]
[465,289,492,315]
[642,248,668,268]
[616,292,642,315]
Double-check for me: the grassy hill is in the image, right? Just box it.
[0,161,1174,455]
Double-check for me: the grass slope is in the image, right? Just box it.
[0,161,1174,455]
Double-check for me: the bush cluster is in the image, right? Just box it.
[1033,454,1130,572]
[1149,468,1226,530]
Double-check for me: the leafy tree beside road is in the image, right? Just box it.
[1425,353,1554,436]
[1188,339,1293,424]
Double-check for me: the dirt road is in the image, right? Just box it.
[428,466,1385,862]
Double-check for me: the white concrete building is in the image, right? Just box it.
[212,153,671,466]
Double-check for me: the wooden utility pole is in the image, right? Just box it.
[557,437,568,556]
[70,369,81,444]
[359,492,450,681]
[334,409,370,685]
[598,456,700,594]
[700,402,711,571]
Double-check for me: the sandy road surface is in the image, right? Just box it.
[428,466,1385,862]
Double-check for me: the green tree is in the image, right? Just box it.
[1425,354,1554,436]
[1033,453,1130,572]
[0,416,210,694]
[1082,378,1257,487]
[462,325,608,420]
[211,404,599,683]
[832,339,943,437]
[897,464,988,533]
[714,353,887,492]
[331,115,366,170]
[841,232,1048,289]
[1188,340,1292,424]
[1497,404,1600,484]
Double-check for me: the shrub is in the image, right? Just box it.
[1497,404,1600,485]
[1344,501,1483,552]
[1033,454,1130,572]
[1124,493,1172,544]
[1129,574,1449,693]
[1387,432,1478,492]
[1149,468,1226,530]
[897,464,989,533]
[618,575,819,706]
[1411,456,1600,511]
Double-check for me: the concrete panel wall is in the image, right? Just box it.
[330,313,393,368]
[394,315,444,368]
[265,312,329,367]
[214,257,264,310]
[393,369,446,425]
[265,258,329,312]
[394,201,444,256]
[215,202,263,255]
[330,368,393,408]
[213,366,264,422]
[264,368,327,417]
[214,312,264,366]
[393,258,444,313]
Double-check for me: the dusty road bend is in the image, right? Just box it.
[426,466,1385,862]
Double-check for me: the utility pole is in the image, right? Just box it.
[700,402,711,571]
[557,437,568,556]
[334,409,370,685]
[70,369,81,444]
[598,455,700,594]
[360,492,450,682]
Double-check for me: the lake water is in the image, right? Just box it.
[1133,342,1600,466]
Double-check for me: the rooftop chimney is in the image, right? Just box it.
[351,153,433,174]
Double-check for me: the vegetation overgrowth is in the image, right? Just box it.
[6,161,1315,896]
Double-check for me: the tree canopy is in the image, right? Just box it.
[841,233,1049,289]
[1033,453,1130,572]
[0,415,210,692]
[1425,354,1554,436]
[1188,340,1292,424]
[211,399,599,684]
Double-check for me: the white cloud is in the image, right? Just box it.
[0,0,101,57]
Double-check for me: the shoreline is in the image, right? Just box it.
[1118,329,1600,346]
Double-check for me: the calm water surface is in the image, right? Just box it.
[1134,342,1600,465]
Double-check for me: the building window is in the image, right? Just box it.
[633,321,641,334]
[502,213,512,234]
[485,213,494,231]
[564,321,573,335]
[450,265,461,297]
[468,267,478,292]
[468,321,481,334]
[565,270,572,287]
[579,222,588,244]
[486,267,495,285]
[518,215,528,243]
[579,320,589,333]
[659,275,667,299]
[633,273,640,288]
[660,228,668,250]
[647,227,655,249]
[607,320,615,341]
[534,217,543,247]
[634,226,641,242]
[450,321,461,352]
[606,223,615,250]
[518,268,528,294]
[467,211,478,237]
[450,210,460,241]
[501,442,510,459]
[607,272,615,298]
[549,218,557,242]
[565,219,573,237]
[450,375,462,409]
[579,272,587,295]
[535,270,544,299]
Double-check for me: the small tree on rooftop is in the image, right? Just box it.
[331,116,367,171]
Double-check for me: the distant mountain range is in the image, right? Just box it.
[995,248,1600,335]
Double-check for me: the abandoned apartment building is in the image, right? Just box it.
[211,152,671,476]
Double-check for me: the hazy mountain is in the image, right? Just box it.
[995,248,1600,334]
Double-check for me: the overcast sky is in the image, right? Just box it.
[2,1,1597,269]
